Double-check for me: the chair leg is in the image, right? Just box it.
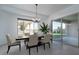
[24,41,27,50]
[25,46,27,50]
[43,44,45,50]
[36,46,38,53]
[48,42,50,48]
[51,39,52,43]
[29,48,31,55]
[24,40,26,46]
[7,46,10,54]
[19,44,21,51]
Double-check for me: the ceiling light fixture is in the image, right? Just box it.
[32,4,40,22]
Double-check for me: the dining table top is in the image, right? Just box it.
[16,35,44,41]
[16,33,52,41]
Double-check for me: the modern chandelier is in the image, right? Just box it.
[32,4,40,22]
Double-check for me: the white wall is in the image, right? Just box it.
[0,10,18,45]
[0,11,8,45]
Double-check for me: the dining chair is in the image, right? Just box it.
[41,34,51,50]
[6,34,21,54]
[26,34,38,55]
[48,32,53,43]
[24,33,30,36]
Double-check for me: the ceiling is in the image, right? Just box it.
[12,4,73,16]
[0,4,73,16]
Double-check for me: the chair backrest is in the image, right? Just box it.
[47,33,52,39]
[6,34,16,45]
[24,33,30,36]
[43,34,51,43]
[27,34,38,46]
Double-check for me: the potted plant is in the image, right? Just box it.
[40,22,49,34]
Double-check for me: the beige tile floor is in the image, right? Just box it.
[0,41,79,55]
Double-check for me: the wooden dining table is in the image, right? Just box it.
[16,35,44,46]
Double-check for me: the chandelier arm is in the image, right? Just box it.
[32,4,40,22]
[36,4,38,18]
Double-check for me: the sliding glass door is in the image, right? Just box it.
[52,19,66,42]
[52,20,62,41]
[52,13,79,47]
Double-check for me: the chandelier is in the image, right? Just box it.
[32,4,40,22]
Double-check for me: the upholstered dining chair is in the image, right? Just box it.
[26,34,38,55]
[6,34,21,54]
[47,32,53,43]
[24,33,30,36]
[41,34,51,50]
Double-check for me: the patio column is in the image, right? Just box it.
[51,20,53,42]
[51,20,53,33]
[60,18,63,44]
[77,14,79,48]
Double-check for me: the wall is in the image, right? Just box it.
[0,11,8,45]
[0,10,18,45]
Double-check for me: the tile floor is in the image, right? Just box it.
[0,41,79,55]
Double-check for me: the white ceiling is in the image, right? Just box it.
[0,4,72,16]
[0,4,73,19]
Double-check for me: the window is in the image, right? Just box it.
[17,19,38,37]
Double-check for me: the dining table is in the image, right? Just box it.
[16,35,44,46]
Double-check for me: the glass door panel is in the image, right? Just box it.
[52,21,61,41]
